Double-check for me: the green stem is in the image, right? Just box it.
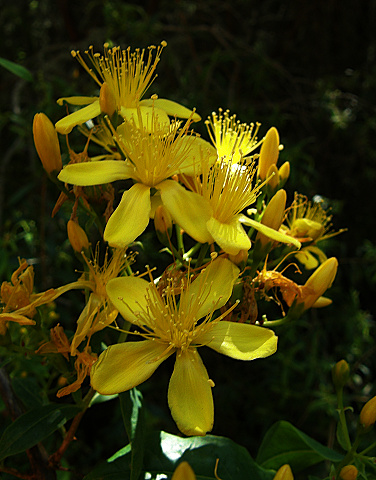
[195,243,209,268]
[337,388,352,452]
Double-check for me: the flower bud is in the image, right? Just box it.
[360,394,376,428]
[266,164,279,195]
[273,464,294,480]
[301,257,338,310]
[258,127,280,181]
[67,220,90,253]
[154,205,173,245]
[171,461,196,480]
[256,189,287,248]
[99,82,116,116]
[332,359,350,390]
[339,465,358,480]
[278,161,290,187]
[33,113,62,174]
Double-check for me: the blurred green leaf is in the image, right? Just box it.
[256,421,343,472]
[84,430,275,480]
[0,403,82,461]
[0,57,33,82]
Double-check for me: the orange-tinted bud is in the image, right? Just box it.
[99,82,116,116]
[360,394,376,428]
[258,127,280,180]
[154,205,173,244]
[301,257,338,310]
[339,465,358,480]
[332,359,350,390]
[33,113,62,174]
[229,249,248,267]
[273,464,294,480]
[67,220,90,253]
[171,461,197,480]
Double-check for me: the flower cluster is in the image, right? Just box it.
[8,40,342,437]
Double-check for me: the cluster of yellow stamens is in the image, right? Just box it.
[205,109,261,163]
[71,41,167,108]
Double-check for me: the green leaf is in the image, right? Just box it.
[256,421,343,472]
[84,430,275,480]
[12,377,47,409]
[119,388,145,480]
[0,403,82,461]
[0,57,33,82]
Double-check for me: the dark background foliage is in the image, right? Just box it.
[1,0,376,475]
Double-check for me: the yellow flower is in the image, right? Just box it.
[205,109,261,164]
[0,259,57,335]
[90,258,277,436]
[55,42,200,134]
[282,193,346,269]
[171,158,300,255]
[58,112,216,247]
[69,246,130,355]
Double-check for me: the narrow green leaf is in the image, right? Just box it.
[0,403,82,461]
[119,388,145,480]
[256,420,343,472]
[0,57,33,82]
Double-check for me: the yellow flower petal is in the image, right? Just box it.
[175,136,217,176]
[197,321,278,360]
[0,313,35,326]
[106,276,150,325]
[207,216,251,255]
[183,258,239,320]
[120,105,170,132]
[168,349,214,436]
[91,340,173,395]
[295,249,319,270]
[55,100,101,134]
[140,98,201,122]
[56,96,99,106]
[239,215,301,249]
[104,183,151,247]
[58,160,133,186]
[311,296,333,308]
[158,180,213,244]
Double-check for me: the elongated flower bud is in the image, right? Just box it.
[278,161,290,187]
[258,127,279,181]
[273,464,294,480]
[171,462,196,480]
[360,394,376,428]
[301,257,338,310]
[67,220,90,253]
[33,113,62,174]
[332,359,350,390]
[99,82,116,116]
[256,189,287,248]
[339,465,358,480]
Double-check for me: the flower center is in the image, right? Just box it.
[71,41,167,109]
[205,109,261,163]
